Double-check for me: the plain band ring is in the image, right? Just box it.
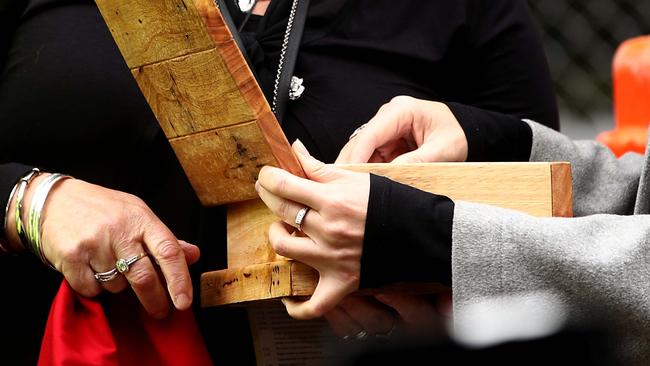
[354,330,369,341]
[348,123,368,140]
[94,252,148,283]
[295,207,310,231]
[375,321,397,339]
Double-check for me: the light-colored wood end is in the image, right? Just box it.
[551,162,573,217]
[200,260,317,307]
[95,0,214,68]
[225,162,563,269]
[169,122,279,206]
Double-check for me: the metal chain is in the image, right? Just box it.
[271,0,299,113]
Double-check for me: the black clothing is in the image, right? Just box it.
[0,0,554,364]
[361,108,531,290]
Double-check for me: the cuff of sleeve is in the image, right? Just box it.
[360,174,454,289]
[446,102,533,162]
[0,163,34,247]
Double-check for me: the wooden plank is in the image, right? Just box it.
[201,260,317,307]
[170,122,279,205]
[551,163,573,217]
[226,162,566,268]
[95,0,214,68]
[96,0,304,206]
[133,48,256,138]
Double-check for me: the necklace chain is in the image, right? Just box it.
[271,0,299,114]
[214,0,299,115]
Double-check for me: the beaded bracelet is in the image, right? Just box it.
[12,168,41,252]
[26,173,72,269]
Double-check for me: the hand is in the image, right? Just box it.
[325,293,450,340]
[6,174,200,318]
[256,141,370,319]
[336,96,468,164]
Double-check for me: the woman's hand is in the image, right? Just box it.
[256,141,370,319]
[336,96,468,164]
[6,174,199,319]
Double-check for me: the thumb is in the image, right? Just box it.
[179,240,201,265]
[292,140,341,183]
[390,148,431,164]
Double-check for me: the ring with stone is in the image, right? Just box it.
[115,252,148,274]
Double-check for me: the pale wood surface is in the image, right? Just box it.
[226,162,568,268]
[96,0,303,206]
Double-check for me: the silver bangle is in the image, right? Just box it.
[12,168,41,252]
[1,179,21,255]
[26,173,72,269]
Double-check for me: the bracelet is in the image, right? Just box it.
[12,168,41,252]
[26,173,72,269]
[0,180,22,255]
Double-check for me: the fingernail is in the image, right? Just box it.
[174,293,191,309]
[255,181,260,192]
[293,139,310,157]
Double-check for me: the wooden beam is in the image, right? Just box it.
[95,0,303,206]
[201,162,573,307]
[226,162,570,268]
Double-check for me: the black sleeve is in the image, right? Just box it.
[446,102,533,162]
[360,174,454,289]
[0,1,27,71]
[0,163,34,242]
[465,0,559,130]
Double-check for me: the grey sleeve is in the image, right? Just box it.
[526,120,644,216]
[452,201,650,361]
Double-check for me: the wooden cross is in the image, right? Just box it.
[94,0,572,307]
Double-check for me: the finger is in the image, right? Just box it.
[390,148,430,164]
[257,166,324,211]
[281,275,353,320]
[375,293,443,332]
[339,296,396,336]
[268,221,329,265]
[179,240,201,265]
[292,140,342,183]
[342,102,414,164]
[257,185,325,234]
[89,245,130,294]
[114,241,170,318]
[141,219,193,312]
[63,260,104,298]
[324,306,364,338]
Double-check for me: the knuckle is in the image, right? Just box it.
[155,239,182,262]
[271,238,288,257]
[277,200,292,220]
[129,268,158,292]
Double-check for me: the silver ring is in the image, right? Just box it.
[116,252,148,274]
[375,321,397,339]
[94,252,148,283]
[354,330,369,340]
[295,207,310,231]
[348,123,367,140]
[94,268,119,283]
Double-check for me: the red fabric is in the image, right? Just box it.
[39,281,213,366]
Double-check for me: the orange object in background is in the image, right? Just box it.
[597,35,650,156]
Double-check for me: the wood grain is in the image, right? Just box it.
[95,0,213,68]
[169,122,279,205]
[97,0,304,206]
[551,162,573,217]
[201,260,318,307]
[133,48,256,138]
[225,162,570,269]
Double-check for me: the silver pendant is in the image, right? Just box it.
[289,76,305,100]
